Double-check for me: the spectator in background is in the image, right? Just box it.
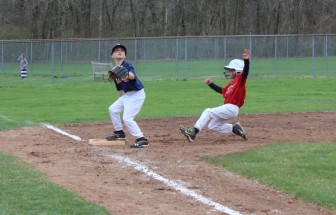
[17,53,28,79]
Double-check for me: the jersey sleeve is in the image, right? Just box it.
[242,59,250,80]
[208,83,222,94]
[114,80,122,91]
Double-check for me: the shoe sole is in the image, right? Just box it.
[130,140,149,148]
[130,143,149,148]
[180,126,194,142]
[236,122,248,140]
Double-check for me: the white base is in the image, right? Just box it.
[88,139,125,146]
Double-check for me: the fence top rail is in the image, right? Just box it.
[91,61,112,66]
[2,34,336,44]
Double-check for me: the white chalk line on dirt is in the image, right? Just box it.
[0,115,82,142]
[41,123,242,215]
[107,154,242,215]
[41,123,82,141]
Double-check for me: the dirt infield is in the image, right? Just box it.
[1,112,336,215]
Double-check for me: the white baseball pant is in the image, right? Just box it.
[194,103,239,133]
[108,89,145,138]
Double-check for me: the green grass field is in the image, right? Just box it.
[0,153,110,215]
[1,78,335,129]
[1,76,336,213]
[1,56,335,87]
[205,142,336,210]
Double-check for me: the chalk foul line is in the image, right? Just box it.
[41,123,82,141]
[107,154,242,215]
[41,122,242,215]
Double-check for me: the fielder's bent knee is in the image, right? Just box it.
[203,108,211,114]
[108,106,119,115]
[123,117,135,126]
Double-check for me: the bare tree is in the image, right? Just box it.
[66,0,92,38]
[2,0,336,39]
[103,0,121,37]
[30,1,41,38]
[41,0,57,38]
[233,0,245,34]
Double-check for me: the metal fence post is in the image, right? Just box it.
[105,40,108,62]
[223,37,227,66]
[312,35,315,78]
[184,38,188,80]
[134,39,137,68]
[325,35,328,77]
[1,40,3,76]
[286,35,289,58]
[60,40,64,76]
[98,40,101,62]
[30,41,33,74]
[274,36,278,78]
[249,34,253,79]
[175,38,179,80]
[51,41,55,85]
[143,40,146,61]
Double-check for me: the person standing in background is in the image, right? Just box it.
[17,53,28,79]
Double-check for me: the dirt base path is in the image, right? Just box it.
[1,112,336,215]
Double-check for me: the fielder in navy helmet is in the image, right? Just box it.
[106,44,149,148]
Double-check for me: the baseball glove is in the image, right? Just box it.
[108,66,129,80]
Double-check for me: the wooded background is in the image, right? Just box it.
[1,0,336,39]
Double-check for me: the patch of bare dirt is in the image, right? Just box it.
[1,112,336,215]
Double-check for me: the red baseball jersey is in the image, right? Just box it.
[222,73,247,108]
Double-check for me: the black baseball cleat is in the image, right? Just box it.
[106,131,126,141]
[232,122,247,140]
[130,137,149,148]
[180,126,196,142]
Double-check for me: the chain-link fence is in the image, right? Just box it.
[1,34,336,86]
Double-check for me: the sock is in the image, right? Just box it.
[194,127,199,134]
[115,130,124,134]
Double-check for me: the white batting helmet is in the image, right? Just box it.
[224,59,244,72]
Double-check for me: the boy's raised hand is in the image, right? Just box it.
[243,49,250,59]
